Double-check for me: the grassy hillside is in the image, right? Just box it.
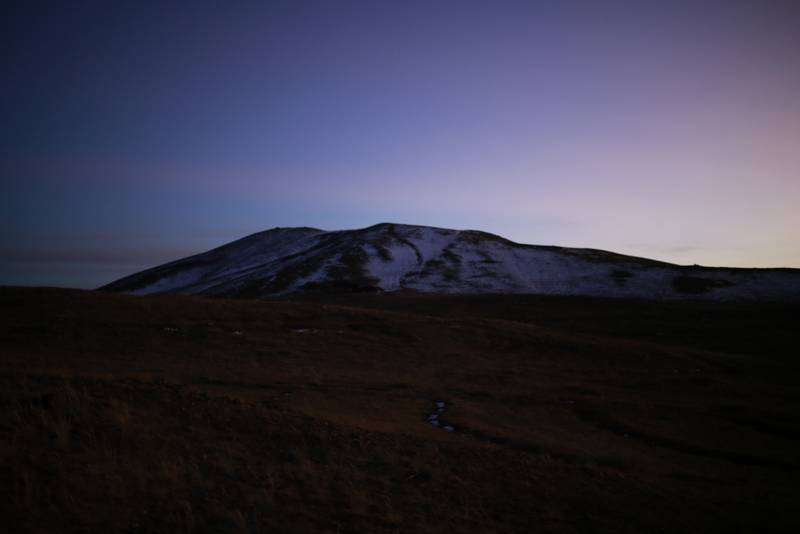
[1,287,798,533]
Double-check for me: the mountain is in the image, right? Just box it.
[101,223,800,300]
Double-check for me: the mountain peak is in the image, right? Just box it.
[101,223,800,300]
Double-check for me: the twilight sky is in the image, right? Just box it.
[2,0,799,288]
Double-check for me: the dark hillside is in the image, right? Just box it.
[2,287,799,533]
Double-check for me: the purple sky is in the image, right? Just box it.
[2,0,799,288]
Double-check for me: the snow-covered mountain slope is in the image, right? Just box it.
[101,223,800,300]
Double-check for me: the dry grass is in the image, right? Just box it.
[1,286,799,533]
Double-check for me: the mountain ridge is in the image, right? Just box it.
[101,223,800,300]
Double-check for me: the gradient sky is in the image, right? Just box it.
[2,0,799,288]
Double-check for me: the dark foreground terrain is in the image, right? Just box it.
[1,287,799,533]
